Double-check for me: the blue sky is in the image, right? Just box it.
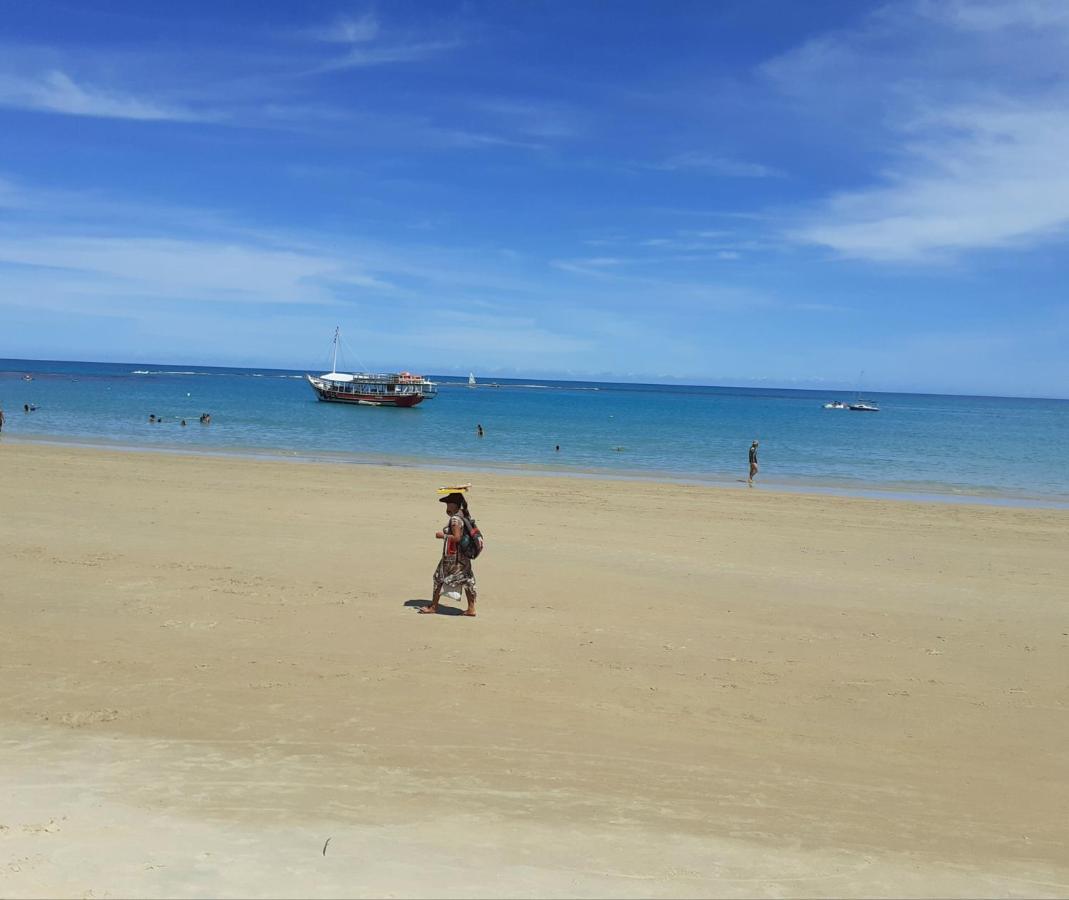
[1,0,1067,397]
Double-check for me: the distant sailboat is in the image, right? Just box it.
[849,370,880,412]
[468,372,477,388]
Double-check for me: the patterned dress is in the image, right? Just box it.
[433,513,477,597]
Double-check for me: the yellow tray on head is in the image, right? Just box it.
[437,483,472,494]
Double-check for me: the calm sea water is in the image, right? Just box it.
[3,358,1068,506]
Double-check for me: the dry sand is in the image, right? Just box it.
[1,443,1067,898]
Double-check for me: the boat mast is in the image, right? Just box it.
[332,326,340,374]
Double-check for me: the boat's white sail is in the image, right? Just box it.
[468,372,476,387]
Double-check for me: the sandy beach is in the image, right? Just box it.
[1,442,1067,898]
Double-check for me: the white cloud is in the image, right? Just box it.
[770,0,1069,261]
[0,70,209,122]
[794,103,1069,261]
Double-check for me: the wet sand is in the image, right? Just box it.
[1,443,1067,898]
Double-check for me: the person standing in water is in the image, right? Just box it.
[748,440,759,485]
[421,492,478,617]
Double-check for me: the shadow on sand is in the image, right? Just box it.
[403,599,465,616]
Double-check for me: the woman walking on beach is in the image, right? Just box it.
[421,491,477,617]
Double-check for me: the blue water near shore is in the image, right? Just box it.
[3,358,1068,506]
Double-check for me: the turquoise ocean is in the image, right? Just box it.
[2,358,1067,507]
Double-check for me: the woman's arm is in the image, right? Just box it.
[435,516,465,540]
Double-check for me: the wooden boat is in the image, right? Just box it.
[305,328,437,408]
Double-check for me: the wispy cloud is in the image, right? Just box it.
[550,257,625,277]
[0,177,610,371]
[0,175,20,208]
[769,0,1069,261]
[926,0,1069,32]
[656,152,784,178]
[0,176,553,317]
[0,70,210,122]
[321,40,460,69]
[470,98,580,141]
[794,302,850,312]
[545,252,774,314]
[595,230,765,259]
[793,103,1069,261]
[302,10,461,70]
[0,234,388,305]
[304,12,381,44]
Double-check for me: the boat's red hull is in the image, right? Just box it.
[312,386,425,407]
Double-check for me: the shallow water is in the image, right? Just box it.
[3,358,1067,506]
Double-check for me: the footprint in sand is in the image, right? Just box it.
[55,709,119,728]
[22,818,60,834]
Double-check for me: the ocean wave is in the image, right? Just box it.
[131,370,213,376]
[131,369,305,379]
[519,384,600,390]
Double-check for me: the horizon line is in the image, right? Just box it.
[2,355,1066,403]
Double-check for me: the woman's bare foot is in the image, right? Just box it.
[418,605,439,614]
[462,607,476,617]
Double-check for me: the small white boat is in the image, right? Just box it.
[823,400,848,409]
[468,372,476,388]
[848,370,879,412]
